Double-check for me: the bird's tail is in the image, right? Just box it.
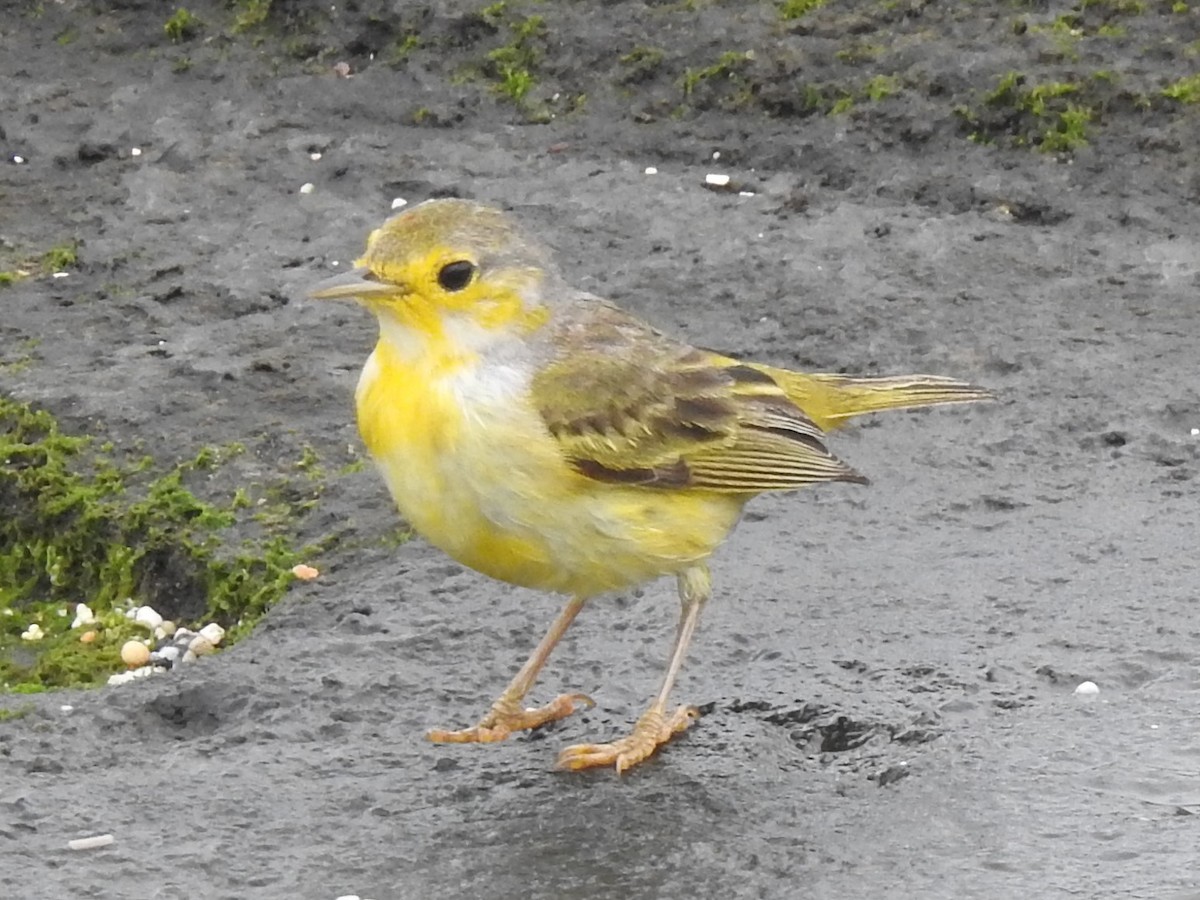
[756,368,993,432]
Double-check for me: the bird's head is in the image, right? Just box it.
[310,198,556,356]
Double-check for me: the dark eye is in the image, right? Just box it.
[437,260,476,292]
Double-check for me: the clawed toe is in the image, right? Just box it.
[427,692,594,744]
[557,704,699,773]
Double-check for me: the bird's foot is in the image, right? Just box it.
[427,692,594,743]
[556,704,699,773]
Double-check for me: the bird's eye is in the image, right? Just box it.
[437,260,476,292]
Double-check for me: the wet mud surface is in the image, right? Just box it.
[2,1,1199,898]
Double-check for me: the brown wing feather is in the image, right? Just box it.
[532,300,864,493]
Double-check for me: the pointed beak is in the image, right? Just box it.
[308,267,402,301]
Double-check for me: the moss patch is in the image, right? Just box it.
[0,397,322,692]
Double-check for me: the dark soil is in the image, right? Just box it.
[2,1,1199,898]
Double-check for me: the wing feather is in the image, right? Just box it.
[532,300,863,493]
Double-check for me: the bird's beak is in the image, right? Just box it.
[308,267,401,301]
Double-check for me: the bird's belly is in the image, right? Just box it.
[356,352,744,596]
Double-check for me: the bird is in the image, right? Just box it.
[310,198,990,773]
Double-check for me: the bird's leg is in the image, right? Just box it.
[557,564,709,773]
[427,595,594,744]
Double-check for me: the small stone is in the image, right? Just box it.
[188,636,215,657]
[1074,681,1100,696]
[705,173,730,187]
[20,624,44,641]
[198,623,225,645]
[120,640,151,668]
[80,630,97,644]
[291,563,319,581]
[182,649,197,664]
[390,197,407,210]
[130,147,142,157]
[154,620,176,640]
[108,671,133,686]
[134,606,163,629]
[310,151,322,161]
[68,834,115,851]
[644,166,658,175]
[72,603,96,628]
[156,645,182,665]
[299,182,315,194]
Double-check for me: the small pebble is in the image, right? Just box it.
[120,640,150,668]
[644,166,658,175]
[705,173,730,187]
[188,636,215,657]
[155,645,182,665]
[390,197,407,210]
[310,151,322,161]
[154,620,176,640]
[21,624,44,641]
[299,182,315,194]
[1074,681,1100,696]
[72,603,95,628]
[292,563,319,581]
[68,834,115,851]
[134,606,163,629]
[198,623,225,645]
[79,630,97,644]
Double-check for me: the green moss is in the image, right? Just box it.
[41,242,77,272]
[388,33,420,66]
[779,0,826,20]
[960,71,1094,153]
[0,703,34,722]
[829,94,856,115]
[686,49,748,103]
[619,46,665,84]
[164,8,202,43]
[1039,103,1092,151]
[0,398,320,692]
[1163,73,1200,103]
[231,0,271,33]
[484,13,547,107]
[864,74,900,101]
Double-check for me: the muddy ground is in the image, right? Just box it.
[2,1,1200,898]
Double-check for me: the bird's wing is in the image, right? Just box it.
[530,301,864,492]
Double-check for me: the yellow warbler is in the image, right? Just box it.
[311,199,989,772]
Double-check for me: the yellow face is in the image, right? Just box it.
[311,199,552,342]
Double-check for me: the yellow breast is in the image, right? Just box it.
[355,338,745,597]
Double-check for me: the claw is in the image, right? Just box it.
[557,704,698,772]
[428,692,594,743]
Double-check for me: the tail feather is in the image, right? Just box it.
[755,368,993,432]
